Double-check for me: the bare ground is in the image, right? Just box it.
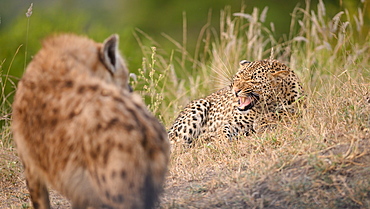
[159,138,370,209]
[1,137,369,209]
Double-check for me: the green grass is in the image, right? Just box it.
[1,0,370,208]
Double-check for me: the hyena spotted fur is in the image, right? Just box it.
[12,34,170,209]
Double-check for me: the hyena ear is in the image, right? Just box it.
[101,34,119,74]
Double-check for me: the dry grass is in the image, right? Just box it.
[1,0,370,208]
[160,79,370,208]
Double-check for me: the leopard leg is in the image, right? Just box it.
[224,110,255,140]
[221,123,236,141]
[169,99,210,144]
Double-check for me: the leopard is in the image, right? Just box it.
[12,34,170,209]
[169,59,305,144]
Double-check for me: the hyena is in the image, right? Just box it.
[12,34,170,209]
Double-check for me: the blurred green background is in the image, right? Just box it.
[0,0,368,100]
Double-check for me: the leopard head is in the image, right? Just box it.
[231,59,290,112]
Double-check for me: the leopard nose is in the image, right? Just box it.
[233,88,241,97]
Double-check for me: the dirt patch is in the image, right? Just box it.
[0,148,71,209]
[251,139,370,208]
[158,139,370,209]
[1,139,369,209]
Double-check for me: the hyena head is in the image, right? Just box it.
[41,33,130,91]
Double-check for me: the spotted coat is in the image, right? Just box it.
[12,34,170,209]
[169,59,304,144]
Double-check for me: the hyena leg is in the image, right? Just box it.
[24,167,50,209]
[169,99,210,144]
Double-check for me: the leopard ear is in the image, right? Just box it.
[269,70,290,85]
[239,60,251,67]
[270,70,290,79]
[101,34,119,74]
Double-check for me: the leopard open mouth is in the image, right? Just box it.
[237,93,259,111]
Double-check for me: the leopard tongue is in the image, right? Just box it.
[238,96,252,109]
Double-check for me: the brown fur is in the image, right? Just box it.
[12,34,169,209]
